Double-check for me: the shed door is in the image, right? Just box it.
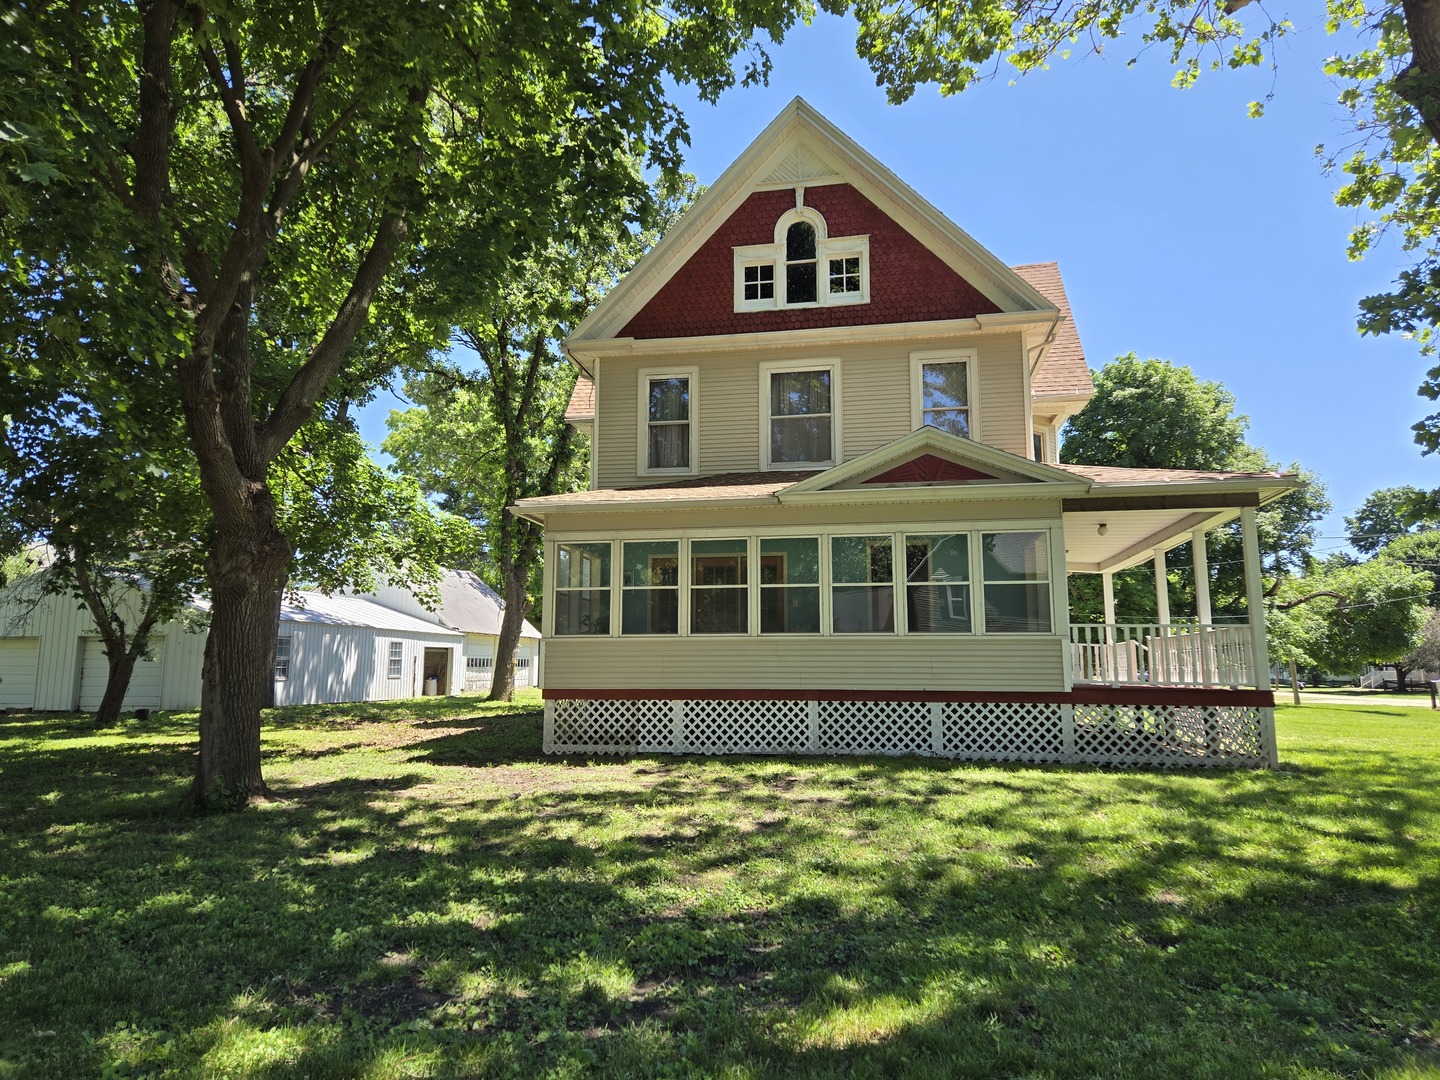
[0,638,39,709]
[78,637,165,711]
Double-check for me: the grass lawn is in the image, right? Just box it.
[1,696,1437,1079]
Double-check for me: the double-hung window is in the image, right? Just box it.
[387,641,403,679]
[763,362,836,469]
[759,538,821,633]
[639,369,696,474]
[274,635,292,680]
[904,534,972,633]
[553,542,612,635]
[981,531,1052,633]
[621,541,679,634]
[691,539,748,634]
[912,350,974,438]
[831,535,895,633]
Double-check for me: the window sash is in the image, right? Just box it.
[980,531,1052,634]
[274,637,291,680]
[387,642,403,678]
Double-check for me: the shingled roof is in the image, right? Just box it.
[1011,261,1091,397]
[565,376,595,423]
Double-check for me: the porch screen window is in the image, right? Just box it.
[904,534,972,633]
[920,361,969,437]
[691,539,748,634]
[769,369,832,465]
[274,635,291,680]
[553,542,612,635]
[622,541,679,634]
[646,376,690,471]
[831,535,895,633]
[785,221,817,303]
[981,532,1052,633]
[387,641,403,678]
[759,537,821,634]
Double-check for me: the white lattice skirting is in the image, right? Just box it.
[544,698,1275,768]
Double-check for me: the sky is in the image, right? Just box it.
[355,11,1436,556]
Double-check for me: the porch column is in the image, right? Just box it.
[1192,528,1212,625]
[1240,506,1271,690]
[1152,550,1170,626]
[1102,571,1116,627]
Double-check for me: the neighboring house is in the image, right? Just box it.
[514,98,1295,768]
[0,579,465,711]
[348,569,541,691]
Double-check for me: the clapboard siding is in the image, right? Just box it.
[541,635,1065,693]
[594,333,1030,488]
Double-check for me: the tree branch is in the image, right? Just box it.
[133,0,180,222]
[1275,590,1346,610]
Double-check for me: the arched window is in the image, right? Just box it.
[785,220,818,304]
[732,202,869,312]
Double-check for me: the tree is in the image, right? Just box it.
[1303,559,1429,677]
[1401,609,1440,683]
[1344,486,1440,555]
[386,177,698,700]
[4,0,818,807]
[1061,355,1329,622]
[840,0,1440,448]
[1375,529,1440,605]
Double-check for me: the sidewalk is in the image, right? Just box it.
[1292,691,1437,709]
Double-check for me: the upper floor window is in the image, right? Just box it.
[733,202,869,313]
[911,349,976,439]
[638,368,697,475]
[761,360,838,469]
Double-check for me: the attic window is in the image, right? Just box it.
[733,205,869,313]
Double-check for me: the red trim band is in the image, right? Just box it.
[542,687,1276,707]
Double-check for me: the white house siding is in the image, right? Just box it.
[0,585,205,711]
[0,638,40,709]
[273,626,462,707]
[594,333,1030,489]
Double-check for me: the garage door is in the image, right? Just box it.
[0,638,39,710]
[78,637,165,711]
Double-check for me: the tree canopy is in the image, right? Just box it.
[1344,486,1440,555]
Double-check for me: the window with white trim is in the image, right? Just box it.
[621,541,679,634]
[553,542,612,636]
[691,539,748,634]
[274,635,292,680]
[981,531,1052,633]
[638,369,696,474]
[904,534,972,633]
[831,535,895,634]
[759,537,821,634]
[732,203,869,312]
[912,354,971,437]
[763,362,836,469]
[387,641,403,679]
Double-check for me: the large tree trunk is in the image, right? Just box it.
[192,511,292,808]
[94,646,140,727]
[487,558,528,702]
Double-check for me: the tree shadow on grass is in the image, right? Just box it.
[2,713,1438,1079]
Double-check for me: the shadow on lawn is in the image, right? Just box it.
[1,707,1438,1078]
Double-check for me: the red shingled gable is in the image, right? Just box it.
[619,184,1002,339]
[862,454,997,485]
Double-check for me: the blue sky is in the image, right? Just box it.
[357,11,1435,555]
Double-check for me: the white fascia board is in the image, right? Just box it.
[1067,478,1299,503]
[566,311,1056,363]
[512,495,784,519]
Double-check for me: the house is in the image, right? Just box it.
[0,577,467,711]
[346,569,541,691]
[512,98,1295,768]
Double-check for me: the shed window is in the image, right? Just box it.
[387,641,403,679]
[274,635,291,680]
[466,656,493,671]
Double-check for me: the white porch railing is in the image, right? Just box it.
[1070,623,1255,688]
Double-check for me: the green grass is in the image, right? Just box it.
[1,695,1437,1079]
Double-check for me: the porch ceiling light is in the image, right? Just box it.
[1097,522,1108,536]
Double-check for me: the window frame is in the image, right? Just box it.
[636,367,699,477]
[551,540,614,637]
[730,206,870,313]
[620,540,681,636]
[387,640,403,679]
[978,530,1054,635]
[274,635,291,681]
[758,358,842,471]
[910,348,978,439]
